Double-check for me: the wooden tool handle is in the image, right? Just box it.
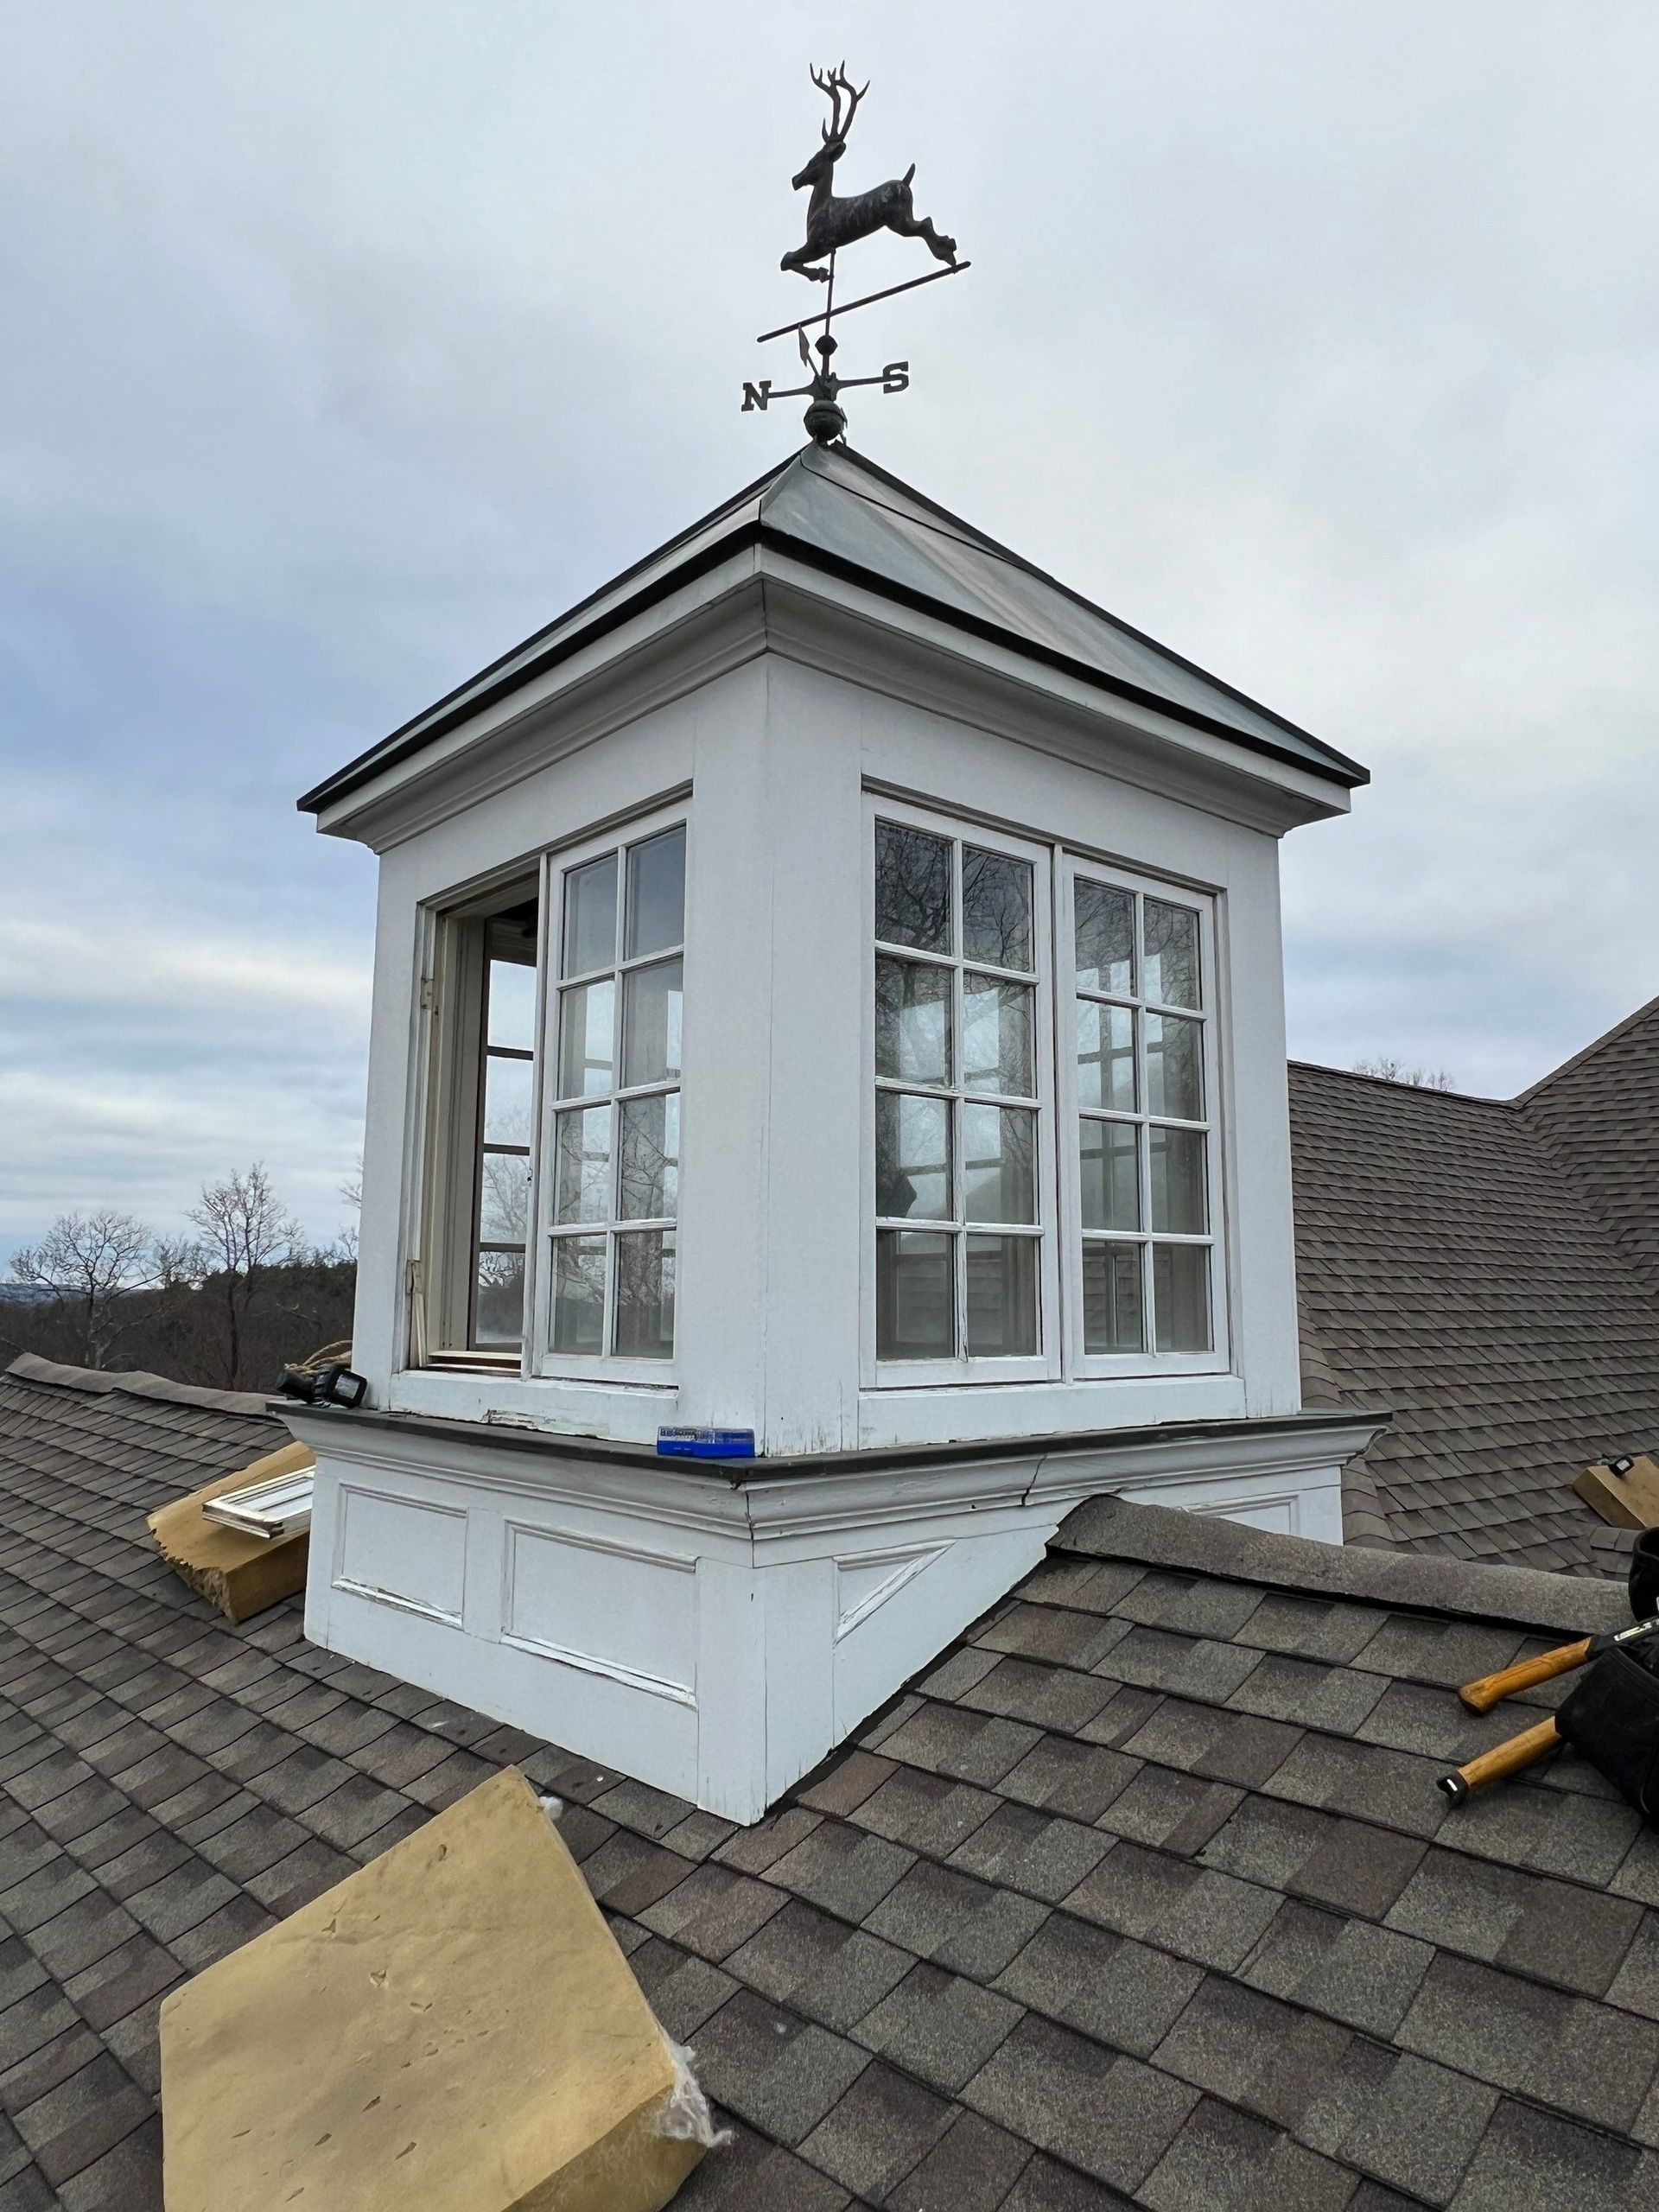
[1438,1717,1560,1804]
[1459,1637,1592,1713]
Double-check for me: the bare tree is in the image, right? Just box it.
[1352,1058,1457,1092]
[187,1164,303,1388]
[337,1154,363,1260]
[9,1210,162,1366]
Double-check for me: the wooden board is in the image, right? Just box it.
[1575,1454,1659,1531]
[147,1442,313,1624]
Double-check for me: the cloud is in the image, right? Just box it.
[0,0,1655,1242]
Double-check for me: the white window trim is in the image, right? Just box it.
[1056,852,1231,1380]
[861,794,1063,1391]
[528,801,689,1386]
[414,868,541,1368]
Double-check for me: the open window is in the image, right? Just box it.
[416,814,686,1377]
[422,874,541,1363]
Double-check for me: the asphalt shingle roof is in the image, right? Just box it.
[1290,1046,1659,1578]
[7,1355,1659,2209]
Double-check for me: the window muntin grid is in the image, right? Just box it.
[1071,876,1215,1357]
[873,819,1046,1363]
[547,824,684,1361]
[470,919,538,1348]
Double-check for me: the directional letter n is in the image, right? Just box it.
[741,381,772,413]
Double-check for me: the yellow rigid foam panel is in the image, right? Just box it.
[147,1440,313,1624]
[159,1768,709,2212]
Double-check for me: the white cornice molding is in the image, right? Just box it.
[284,1407,1383,1555]
[315,541,1352,853]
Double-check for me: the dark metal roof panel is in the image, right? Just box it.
[299,446,1366,816]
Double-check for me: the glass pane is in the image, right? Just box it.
[486,958,537,1052]
[482,1052,533,1147]
[1145,899,1200,1009]
[1147,1014,1204,1121]
[875,957,950,1086]
[961,847,1033,972]
[622,959,683,1088]
[551,1236,606,1354]
[619,1094,679,1221]
[876,1230,954,1359]
[1080,1118,1140,1231]
[965,1235,1038,1356]
[1083,1242,1144,1354]
[875,1092,951,1221]
[963,976,1034,1097]
[963,1103,1036,1224]
[613,1230,676,1357]
[1154,1243,1212,1352]
[1076,880,1134,997]
[479,1151,530,1244]
[474,1250,525,1347]
[1076,1001,1135,1113]
[626,829,686,960]
[557,979,615,1100]
[563,854,618,977]
[874,822,951,954]
[1149,1126,1207,1234]
[554,1106,612,1224]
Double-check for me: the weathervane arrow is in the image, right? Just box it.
[741,62,969,447]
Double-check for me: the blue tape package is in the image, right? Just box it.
[656,1427,757,1460]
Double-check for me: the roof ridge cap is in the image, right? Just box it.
[4,1351,275,1419]
[1056,1493,1628,1635]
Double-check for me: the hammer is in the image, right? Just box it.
[1438,1613,1659,1804]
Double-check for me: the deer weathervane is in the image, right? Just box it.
[741,63,969,448]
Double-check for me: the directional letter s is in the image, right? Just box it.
[882,362,911,395]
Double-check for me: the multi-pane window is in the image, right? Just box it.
[1071,874,1216,1357]
[873,819,1046,1364]
[547,826,684,1361]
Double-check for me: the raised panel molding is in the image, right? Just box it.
[834,1544,948,1642]
[500,1521,697,1708]
[334,1486,466,1626]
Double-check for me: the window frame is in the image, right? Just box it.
[418,872,543,1370]
[527,804,689,1384]
[861,794,1062,1390]
[1056,852,1230,1380]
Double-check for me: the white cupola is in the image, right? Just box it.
[283,444,1380,1820]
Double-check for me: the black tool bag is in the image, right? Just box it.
[1558,1641,1659,1822]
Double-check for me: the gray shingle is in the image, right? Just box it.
[854,1961,1022,2091]
[964,2015,1198,2196]
[795,2057,955,2198]
[723,1899,911,2031]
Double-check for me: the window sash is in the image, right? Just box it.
[1058,856,1228,1378]
[866,798,1059,1387]
[532,810,687,1378]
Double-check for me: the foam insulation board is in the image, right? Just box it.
[159,1767,710,2212]
[147,1441,314,1624]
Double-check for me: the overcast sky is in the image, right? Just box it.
[3,2,1656,1256]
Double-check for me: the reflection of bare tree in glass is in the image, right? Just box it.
[614,1230,674,1354]
[874,824,950,951]
[961,848,1033,970]
[619,1097,677,1219]
[480,1103,533,1242]
[1145,901,1198,1008]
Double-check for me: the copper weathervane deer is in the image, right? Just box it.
[781,64,959,283]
